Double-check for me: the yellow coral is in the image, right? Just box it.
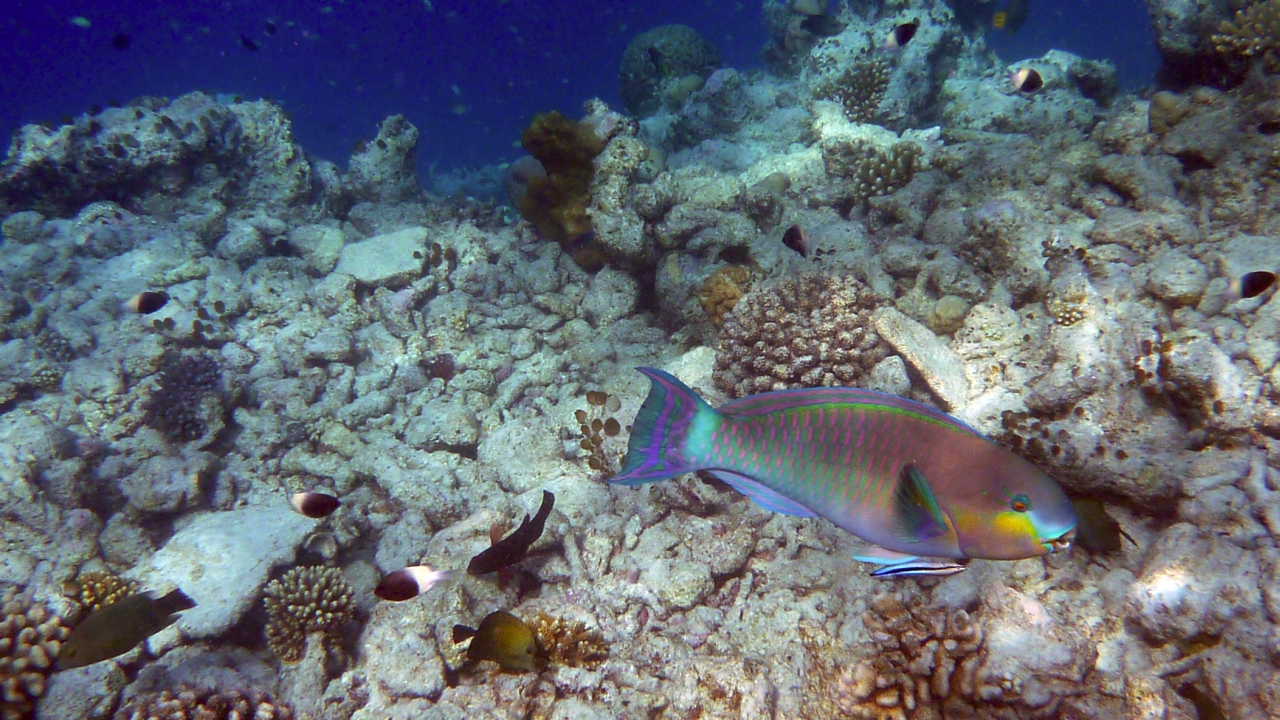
[1214,0,1280,72]
[699,265,754,326]
[69,571,139,615]
[527,611,607,667]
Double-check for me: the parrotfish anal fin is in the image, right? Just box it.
[892,464,948,542]
[710,471,817,517]
[852,544,920,564]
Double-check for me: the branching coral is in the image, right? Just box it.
[114,685,294,720]
[714,272,888,398]
[818,55,891,124]
[262,566,355,663]
[518,111,607,271]
[1213,0,1280,72]
[141,351,224,442]
[802,590,989,720]
[1,587,69,720]
[527,610,607,667]
[69,571,139,615]
[698,265,755,327]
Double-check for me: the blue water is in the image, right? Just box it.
[0,0,1157,184]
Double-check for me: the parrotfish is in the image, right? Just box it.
[611,368,1077,577]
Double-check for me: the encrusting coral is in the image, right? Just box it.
[0,587,69,720]
[141,351,224,443]
[714,272,888,398]
[1213,0,1280,72]
[262,566,355,663]
[698,265,755,327]
[517,111,608,271]
[113,685,294,720]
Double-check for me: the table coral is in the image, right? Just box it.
[0,588,69,720]
[714,271,888,398]
[262,566,355,664]
[113,685,294,720]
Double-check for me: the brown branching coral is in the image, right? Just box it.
[698,265,755,326]
[1213,0,1280,72]
[113,685,294,720]
[818,55,891,124]
[262,566,355,663]
[802,590,989,720]
[714,272,888,398]
[527,611,608,667]
[68,571,139,615]
[518,111,607,271]
[1,588,69,720]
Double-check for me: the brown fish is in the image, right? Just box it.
[884,20,918,49]
[124,291,169,315]
[56,588,195,670]
[375,565,459,601]
[782,224,811,258]
[467,490,554,576]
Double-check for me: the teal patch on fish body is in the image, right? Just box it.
[613,368,1078,572]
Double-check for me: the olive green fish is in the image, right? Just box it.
[611,368,1077,577]
[452,610,539,673]
[57,588,195,670]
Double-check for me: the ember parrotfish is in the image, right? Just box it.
[611,368,1077,577]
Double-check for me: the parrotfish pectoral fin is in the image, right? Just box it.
[870,560,968,578]
[852,544,920,564]
[610,368,716,486]
[710,471,817,517]
[891,464,948,542]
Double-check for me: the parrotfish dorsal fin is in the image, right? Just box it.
[710,471,817,517]
[891,464,948,542]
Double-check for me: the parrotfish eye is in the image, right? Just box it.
[1009,494,1031,513]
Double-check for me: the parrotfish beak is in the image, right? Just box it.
[1043,526,1076,554]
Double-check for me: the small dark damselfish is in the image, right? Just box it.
[467,490,554,575]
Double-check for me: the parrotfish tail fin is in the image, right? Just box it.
[156,588,196,614]
[610,367,716,486]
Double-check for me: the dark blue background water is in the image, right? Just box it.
[0,0,1157,190]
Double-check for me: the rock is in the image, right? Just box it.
[867,355,911,396]
[1146,249,1207,305]
[37,661,121,720]
[332,227,428,288]
[403,395,480,452]
[288,223,346,275]
[303,327,355,364]
[582,267,640,326]
[215,220,266,265]
[643,558,713,611]
[1,210,46,244]
[119,452,219,515]
[871,307,970,409]
[130,506,314,638]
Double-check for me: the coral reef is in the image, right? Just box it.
[517,111,607,270]
[262,566,355,664]
[817,53,891,124]
[114,685,294,720]
[714,272,889,398]
[345,115,421,204]
[68,571,139,615]
[619,24,720,117]
[526,610,607,667]
[1213,0,1280,72]
[0,588,68,720]
[698,264,755,326]
[573,389,625,478]
[140,352,224,443]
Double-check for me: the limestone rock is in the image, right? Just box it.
[871,307,970,409]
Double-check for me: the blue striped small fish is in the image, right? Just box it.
[611,368,1077,577]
